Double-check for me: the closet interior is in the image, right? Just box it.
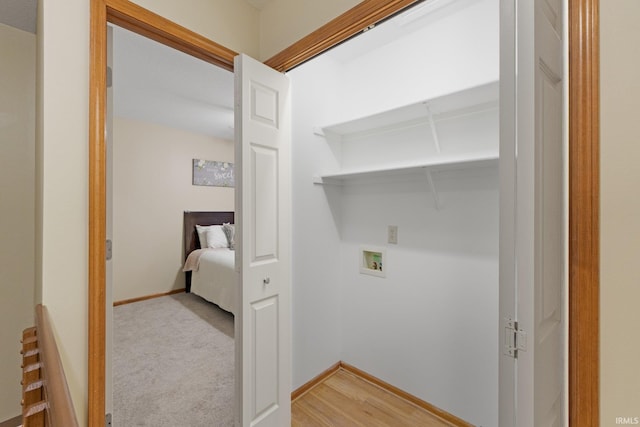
[289,0,499,425]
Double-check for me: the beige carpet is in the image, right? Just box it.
[113,293,234,426]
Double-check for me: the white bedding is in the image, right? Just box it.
[189,248,237,315]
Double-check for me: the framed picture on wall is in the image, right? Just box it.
[192,159,234,187]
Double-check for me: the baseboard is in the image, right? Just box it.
[339,362,473,427]
[113,288,185,306]
[291,361,341,401]
[0,415,22,427]
[292,361,473,427]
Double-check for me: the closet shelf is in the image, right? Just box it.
[312,154,498,185]
[317,80,498,139]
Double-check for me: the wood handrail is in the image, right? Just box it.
[21,305,79,427]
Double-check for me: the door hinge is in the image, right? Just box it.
[105,413,112,426]
[106,239,113,261]
[504,318,527,358]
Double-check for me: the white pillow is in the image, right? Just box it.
[195,224,228,249]
[205,226,229,248]
[195,224,211,248]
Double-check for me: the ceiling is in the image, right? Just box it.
[109,0,275,141]
[112,25,235,140]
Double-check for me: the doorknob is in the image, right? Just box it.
[263,277,270,285]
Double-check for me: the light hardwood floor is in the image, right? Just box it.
[291,369,458,427]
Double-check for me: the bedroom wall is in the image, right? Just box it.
[36,1,260,423]
[0,23,36,423]
[257,0,360,60]
[112,117,234,302]
[289,0,499,425]
[600,1,640,423]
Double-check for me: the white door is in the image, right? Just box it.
[234,53,292,427]
[499,0,565,426]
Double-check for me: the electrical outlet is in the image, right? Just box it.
[388,225,398,244]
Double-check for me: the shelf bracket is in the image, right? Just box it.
[425,105,441,153]
[312,176,343,186]
[425,169,441,210]
[312,126,325,137]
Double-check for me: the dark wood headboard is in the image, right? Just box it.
[183,211,235,259]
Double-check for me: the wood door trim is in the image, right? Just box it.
[88,1,107,425]
[568,0,599,425]
[105,0,238,71]
[264,0,422,72]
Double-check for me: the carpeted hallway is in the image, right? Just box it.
[113,293,234,426]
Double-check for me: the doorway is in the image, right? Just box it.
[89,1,600,426]
[88,2,238,423]
[107,24,236,424]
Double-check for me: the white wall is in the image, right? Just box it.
[36,1,261,423]
[289,55,346,390]
[289,0,499,425]
[0,23,36,422]
[339,173,498,425]
[257,0,360,60]
[335,0,499,121]
[600,1,640,423]
[112,117,234,302]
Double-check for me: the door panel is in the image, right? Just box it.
[235,53,291,427]
[251,83,280,127]
[533,6,564,424]
[500,0,566,425]
[252,296,279,419]
[252,145,279,262]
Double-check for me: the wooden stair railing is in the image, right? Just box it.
[20,305,79,427]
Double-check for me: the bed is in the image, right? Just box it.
[183,211,236,314]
